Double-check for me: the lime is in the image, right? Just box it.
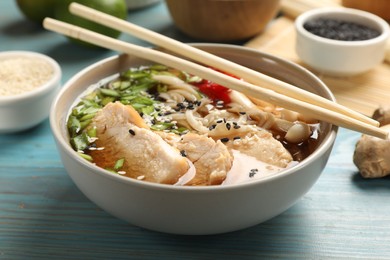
[16,0,56,23]
[54,0,127,46]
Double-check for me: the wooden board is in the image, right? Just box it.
[245,13,390,117]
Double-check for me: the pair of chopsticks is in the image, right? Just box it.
[43,3,388,139]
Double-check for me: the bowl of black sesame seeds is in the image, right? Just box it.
[295,7,390,77]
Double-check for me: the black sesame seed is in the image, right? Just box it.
[129,129,136,136]
[233,136,241,140]
[220,137,229,143]
[180,150,187,157]
[209,124,217,130]
[226,123,231,130]
[223,118,226,123]
[216,119,223,124]
[249,168,258,178]
[239,112,246,115]
[233,125,241,129]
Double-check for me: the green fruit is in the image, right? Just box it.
[54,0,127,46]
[16,0,56,23]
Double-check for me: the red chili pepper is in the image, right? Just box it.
[193,68,240,105]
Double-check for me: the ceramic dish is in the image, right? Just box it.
[0,51,61,133]
[50,44,337,235]
[295,7,390,76]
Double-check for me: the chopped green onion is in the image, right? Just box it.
[100,88,120,97]
[87,126,97,138]
[102,96,115,106]
[150,64,168,71]
[131,96,154,105]
[67,115,81,137]
[141,105,155,115]
[120,95,137,101]
[120,81,131,90]
[151,122,174,131]
[79,113,96,122]
[79,119,92,131]
[78,153,93,161]
[171,126,188,134]
[111,81,121,89]
[114,158,125,171]
[71,133,89,151]
[81,98,100,108]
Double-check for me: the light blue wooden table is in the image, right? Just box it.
[1,1,390,259]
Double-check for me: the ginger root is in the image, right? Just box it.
[353,107,390,178]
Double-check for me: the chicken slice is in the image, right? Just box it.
[89,102,189,184]
[159,132,233,186]
[226,130,293,168]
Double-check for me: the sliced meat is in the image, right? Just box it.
[159,132,233,186]
[89,102,189,184]
[226,130,293,168]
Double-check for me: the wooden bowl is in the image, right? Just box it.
[342,0,390,21]
[165,0,281,42]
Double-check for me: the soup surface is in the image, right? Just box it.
[67,65,321,186]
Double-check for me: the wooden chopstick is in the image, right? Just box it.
[68,2,379,127]
[43,17,388,139]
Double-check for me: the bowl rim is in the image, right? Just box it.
[0,50,62,104]
[295,7,390,46]
[50,43,338,192]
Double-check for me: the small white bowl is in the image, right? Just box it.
[295,7,390,76]
[0,51,61,133]
[50,44,337,235]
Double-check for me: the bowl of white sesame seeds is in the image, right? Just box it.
[0,51,62,133]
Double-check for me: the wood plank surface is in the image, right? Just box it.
[246,2,390,116]
[2,0,390,259]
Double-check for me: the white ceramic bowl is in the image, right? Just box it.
[50,44,337,235]
[0,51,61,133]
[295,7,390,76]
